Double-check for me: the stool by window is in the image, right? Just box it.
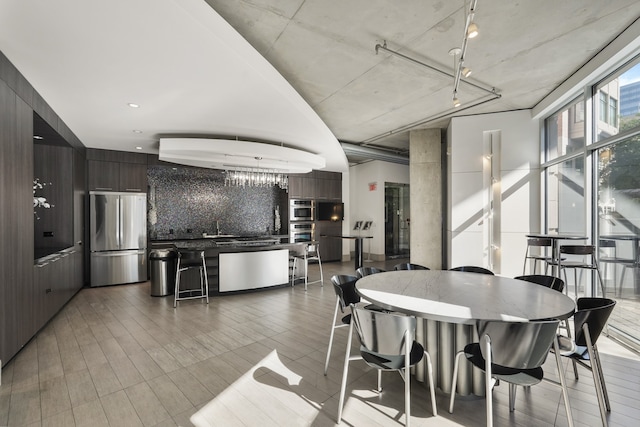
[290,242,323,291]
[174,250,209,308]
[558,245,606,298]
[522,238,554,274]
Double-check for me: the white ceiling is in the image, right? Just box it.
[2,0,640,170]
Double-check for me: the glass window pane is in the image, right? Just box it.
[545,98,585,161]
[597,136,640,341]
[597,62,640,141]
[546,157,585,233]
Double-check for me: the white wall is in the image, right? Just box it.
[448,110,540,277]
[349,161,409,258]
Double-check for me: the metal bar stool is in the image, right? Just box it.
[559,245,606,298]
[522,237,553,274]
[174,249,209,308]
[291,242,323,291]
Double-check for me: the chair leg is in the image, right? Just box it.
[483,336,493,427]
[173,260,181,308]
[583,325,609,426]
[202,258,209,304]
[318,256,324,286]
[404,335,411,427]
[324,298,341,375]
[595,265,606,298]
[508,383,517,412]
[423,350,437,416]
[377,370,382,393]
[553,337,575,427]
[592,344,611,411]
[337,321,355,423]
[449,351,464,413]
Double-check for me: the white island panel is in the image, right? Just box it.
[219,249,289,292]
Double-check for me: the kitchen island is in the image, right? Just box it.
[151,236,305,293]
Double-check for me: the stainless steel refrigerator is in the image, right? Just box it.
[90,191,147,287]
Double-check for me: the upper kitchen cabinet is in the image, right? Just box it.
[288,171,341,200]
[87,149,148,192]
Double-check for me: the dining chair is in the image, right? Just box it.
[449,265,494,275]
[290,242,323,291]
[356,266,385,278]
[514,274,565,293]
[522,237,554,274]
[449,319,573,427]
[324,275,360,375]
[557,297,616,427]
[337,303,437,425]
[394,262,430,271]
[557,245,606,298]
[174,250,209,308]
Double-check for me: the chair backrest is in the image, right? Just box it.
[307,242,320,258]
[393,262,430,271]
[351,304,416,356]
[450,266,494,275]
[573,297,616,347]
[599,239,616,248]
[177,250,205,266]
[514,274,565,293]
[356,266,385,278]
[330,275,360,310]
[527,238,552,248]
[477,319,560,369]
[560,245,595,256]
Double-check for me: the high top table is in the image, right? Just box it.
[321,234,372,270]
[356,270,576,395]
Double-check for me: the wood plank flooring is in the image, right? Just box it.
[1,258,640,426]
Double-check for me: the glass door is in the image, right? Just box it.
[385,183,410,258]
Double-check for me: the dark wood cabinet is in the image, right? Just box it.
[88,159,119,191]
[88,159,147,192]
[119,163,147,192]
[317,221,343,262]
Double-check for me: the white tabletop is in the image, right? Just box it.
[356,270,576,325]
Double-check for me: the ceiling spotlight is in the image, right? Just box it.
[132,129,143,134]
[453,96,461,108]
[33,135,44,140]
[135,146,143,150]
[462,67,472,78]
[128,103,140,108]
[467,22,479,38]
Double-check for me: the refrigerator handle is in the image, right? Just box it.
[117,195,122,249]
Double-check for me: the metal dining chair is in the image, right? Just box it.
[394,262,430,271]
[337,303,437,425]
[514,274,565,293]
[356,266,385,278]
[324,275,360,375]
[558,245,606,298]
[449,265,494,275]
[449,319,573,427]
[557,297,616,427]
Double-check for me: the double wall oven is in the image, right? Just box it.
[289,199,315,242]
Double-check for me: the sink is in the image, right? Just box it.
[202,233,237,239]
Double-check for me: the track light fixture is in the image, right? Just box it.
[450,0,479,108]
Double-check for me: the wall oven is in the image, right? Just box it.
[290,222,315,243]
[290,199,314,222]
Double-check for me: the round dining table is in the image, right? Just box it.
[356,270,576,395]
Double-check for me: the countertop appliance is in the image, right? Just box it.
[290,199,314,222]
[90,191,147,287]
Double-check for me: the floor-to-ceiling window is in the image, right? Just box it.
[543,59,640,350]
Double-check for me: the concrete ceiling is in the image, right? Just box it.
[2,0,640,169]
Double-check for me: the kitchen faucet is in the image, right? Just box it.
[215,220,221,235]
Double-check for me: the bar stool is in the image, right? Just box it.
[522,237,553,274]
[174,249,209,308]
[558,245,606,298]
[290,242,323,291]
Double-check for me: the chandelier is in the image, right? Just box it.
[224,157,288,190]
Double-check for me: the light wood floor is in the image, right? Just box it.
[1,259,640,426]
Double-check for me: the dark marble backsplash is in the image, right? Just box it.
[148,165,288,240]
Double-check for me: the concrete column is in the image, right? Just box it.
[410,129,442,269]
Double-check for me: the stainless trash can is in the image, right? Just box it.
[149,249,177,296]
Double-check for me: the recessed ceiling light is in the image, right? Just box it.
[135,146,143,150]
[132,129,143,134]
[128,103,140,108]
[33,135,44,140]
